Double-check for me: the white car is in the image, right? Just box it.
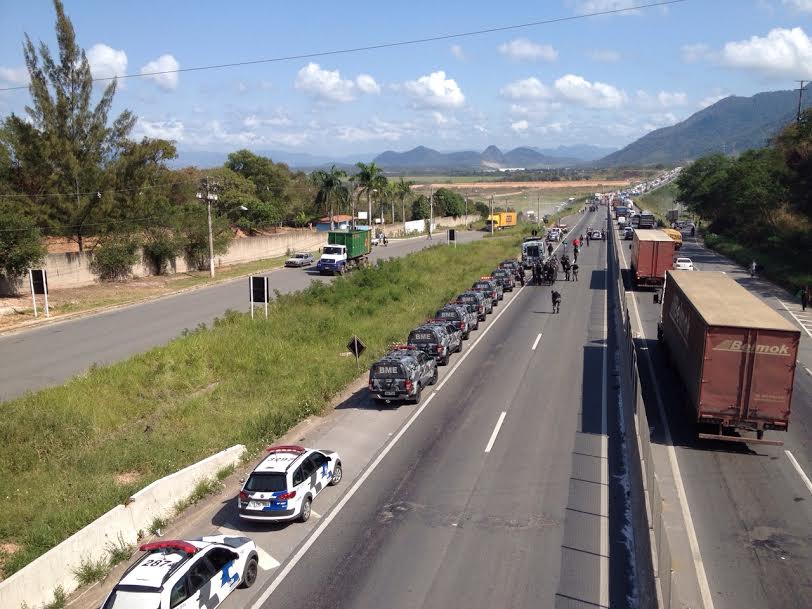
[674,257,694,271]
[100,537,258,609]
[238,445,342,522]
[590,230,603,239]
[285,252,314,267]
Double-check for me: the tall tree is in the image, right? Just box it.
[354,162,384,227]
[395,177,413,223]
[0,0,175,251]
[311,165,347,229]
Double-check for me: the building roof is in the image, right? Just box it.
[634,229,673,242]
[667,271,799,332]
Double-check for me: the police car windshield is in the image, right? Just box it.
[245,472,287,492]
[103,590,160,609]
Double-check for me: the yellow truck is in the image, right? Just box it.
[485,212,517,231]
[661,228,683,250]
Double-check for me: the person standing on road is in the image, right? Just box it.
[547,243,554,257]
[551,290,562,314]
[572,263,579,281]
[802,285,811,311]
[586,233,590,246]
[750,260,757,278]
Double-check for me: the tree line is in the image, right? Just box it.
[676,108,812,264]
[0,1,489,286]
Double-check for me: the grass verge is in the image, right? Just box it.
[637,183,679,222]
[0,233,521,576]
[703,232,812,294]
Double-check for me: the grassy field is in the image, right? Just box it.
[636,183,679,221]
[0,234,522,577]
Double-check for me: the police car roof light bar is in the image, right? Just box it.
[140,540,199,555]
[266,444,306,454]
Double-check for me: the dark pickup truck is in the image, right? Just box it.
[368,347,437,404]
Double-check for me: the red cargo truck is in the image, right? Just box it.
[657,271,799,444]
[631,229,675,287]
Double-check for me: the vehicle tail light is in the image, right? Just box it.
[277,491,296,501]
[436,345,443,353]
[369,380,374,391]
[405,380,413,392]
[239,491,249,502]
[459,322,465,330]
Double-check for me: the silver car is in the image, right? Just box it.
[285,252,314,267]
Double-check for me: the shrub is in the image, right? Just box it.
[73,555,109,586]
[90,237,140,281]
[142,229,183,275]
[0,208,46,290]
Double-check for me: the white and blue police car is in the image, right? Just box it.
[100,536,258,609]
[238,445,343,523]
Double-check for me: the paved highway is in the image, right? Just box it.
[0,232,481,402]
[617,229,812,609]
[75,208,631,609]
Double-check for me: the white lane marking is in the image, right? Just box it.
[618,234,716,609]
[484,411,507,453]
[250,391,436,608]
[785,450,812,496]
[256,547,281,570]
[805,367,812,377]
[778,300,812,340]
[531,333,542,351]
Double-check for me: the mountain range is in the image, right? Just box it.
[598,85,812,166]
[372,145,584,171]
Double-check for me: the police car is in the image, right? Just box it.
[100,537,258,609]
[238,445,342,523]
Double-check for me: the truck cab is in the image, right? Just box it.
[316,244,348,275]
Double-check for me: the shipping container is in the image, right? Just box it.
[486,212,517,230]
[327,229,371,260]
[631,230,676,287]
[658,271,799,444]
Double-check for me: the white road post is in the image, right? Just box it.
[28,269,37,318]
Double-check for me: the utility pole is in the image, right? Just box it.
[537,194,540,226]
[197,177,219,278]
[428,186,434,239]
[796,80,806,123]
[490,196,494,236]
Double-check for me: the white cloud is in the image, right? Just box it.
[637,90,688,108]
[500,77,553,100]
[697,94,727,109]
[432,111,449,125]
[0,66,29,85]
[450,44,465,60]
[295,62,355,102]
[333,121,406,143]
[402,71,465,109]
[681,43,711,63]
[237,82,248,93]
[87,44,127,85]
[572,0,642,16]
[783,0,812,12]
[498,39,558,62]
[554,74,626,108]
[139,54,180,90]
[587,49,621,62]
[511,119,529,133]
[135,119,184,140]
[243,114,293,128]
[721,27,812,78]
[355,73,381,94]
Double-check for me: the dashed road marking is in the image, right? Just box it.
[531,333,542,351]
[484,411,507,453]
[256,547,281,570]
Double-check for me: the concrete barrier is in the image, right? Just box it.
[0,444,245,609]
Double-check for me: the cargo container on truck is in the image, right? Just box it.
[316,229,372,275]
[631,229,676,287]
[638,210,656,229]
[657,271,799,444]
[485,212,517,231]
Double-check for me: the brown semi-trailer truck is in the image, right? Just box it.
[657,271,799,444]
[631,229,676,287]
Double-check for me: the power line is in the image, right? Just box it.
[0,0,688,92]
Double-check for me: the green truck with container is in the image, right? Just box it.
[316,229,372,275]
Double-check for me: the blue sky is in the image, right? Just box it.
[1,0,811,158]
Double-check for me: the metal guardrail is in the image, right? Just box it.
[608,207,674,609]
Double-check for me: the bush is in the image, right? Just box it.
[142,229,183,275]
[180,206,233,271]
[90,237,140,281]
[0,208,46,290]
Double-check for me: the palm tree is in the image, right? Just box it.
[354,162,384,228]
[311,165,347,229]
[395,177,414,224]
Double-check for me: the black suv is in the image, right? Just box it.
[435,304,478,338]
[408,324,454,365]
[368,347,437,404]
[457,290,490,319]
[491,269,515,292]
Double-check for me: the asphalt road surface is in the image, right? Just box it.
[617,229,812,609]
[0,231,481,402]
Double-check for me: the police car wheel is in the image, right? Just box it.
[429,367,438,385]
[329,462,343,486]
[299,497,312,522]
[240,556,258,588]
[412,385,422,404]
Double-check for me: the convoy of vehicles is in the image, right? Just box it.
[435,303,478,338]
[472,277,502,303]
[657,271,799,443]
[316,229,372,275]
[631,229,677,287]
[238,445,342,522]
[408,324,457,365]
[101,537,259,609]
